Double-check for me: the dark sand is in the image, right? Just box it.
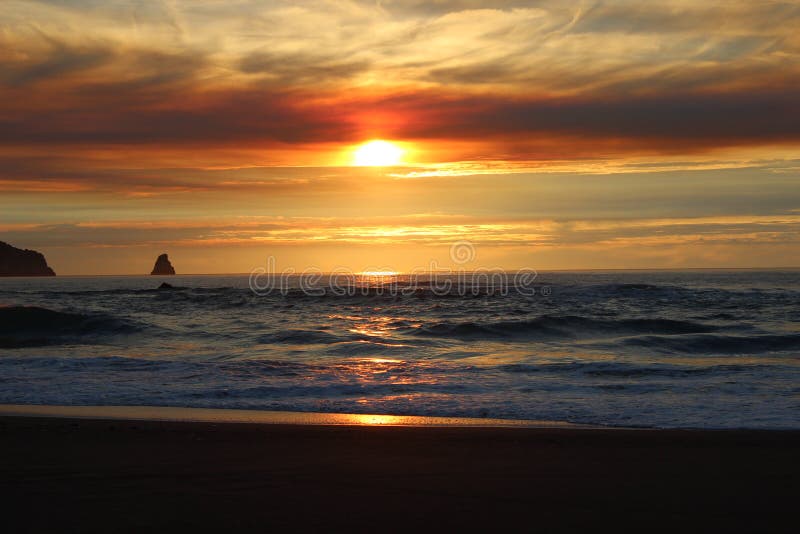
[1,416,798,533]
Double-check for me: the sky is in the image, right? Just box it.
[1,0,799,274]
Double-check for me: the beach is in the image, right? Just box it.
[2,409,798,532]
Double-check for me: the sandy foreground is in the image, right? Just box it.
[0,406,798,532]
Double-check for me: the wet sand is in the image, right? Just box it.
[1,415,798,532]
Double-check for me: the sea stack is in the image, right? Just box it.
[150,253,176,275]
[0,241,56,276]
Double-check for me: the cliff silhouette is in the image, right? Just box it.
[0,241,56,276]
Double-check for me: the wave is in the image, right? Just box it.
[0,306,139,348]
[0,355,324,379]
[410,315,717,340]
[257,329,350,345]
[498,361,774,378]
[623,333,800,354]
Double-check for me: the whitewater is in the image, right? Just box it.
[1,270,798,428]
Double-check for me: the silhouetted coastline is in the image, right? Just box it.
[0,241,55,276]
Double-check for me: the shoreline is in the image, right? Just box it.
[0,403,594,428]
[3,403,798,431]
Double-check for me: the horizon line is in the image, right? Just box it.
[7,266,800,278]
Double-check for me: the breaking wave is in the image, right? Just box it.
[0,306,139,348]
[410,315,717,340]
[623,332,800,354]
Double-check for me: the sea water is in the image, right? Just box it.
[1,270,798,428]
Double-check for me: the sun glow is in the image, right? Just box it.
[353,140,405,166]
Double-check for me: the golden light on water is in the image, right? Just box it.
[352,140,405,166]
[0,404,565,427]
[349,414,408,425]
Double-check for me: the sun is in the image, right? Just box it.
[353,140,404,166]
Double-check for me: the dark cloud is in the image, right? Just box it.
[0,221,296,248]
[239,51,372,85]
[1,80,798,152]
[0,37,208,90]
[0,84,356,145]
[377,89,800,150]
[0,40,115,87]
[0,36,357,145]
[0,156,359,195]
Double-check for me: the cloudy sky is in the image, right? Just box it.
[1,0,799,274]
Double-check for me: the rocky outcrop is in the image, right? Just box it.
[157,282,185,290]
[150,253,176,275]
[0,241,56,276]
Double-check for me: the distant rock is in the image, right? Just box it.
[0,241,56,276]
[150,253,176,275]
[156,282,186,290]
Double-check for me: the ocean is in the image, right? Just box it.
[1,270,798,429]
